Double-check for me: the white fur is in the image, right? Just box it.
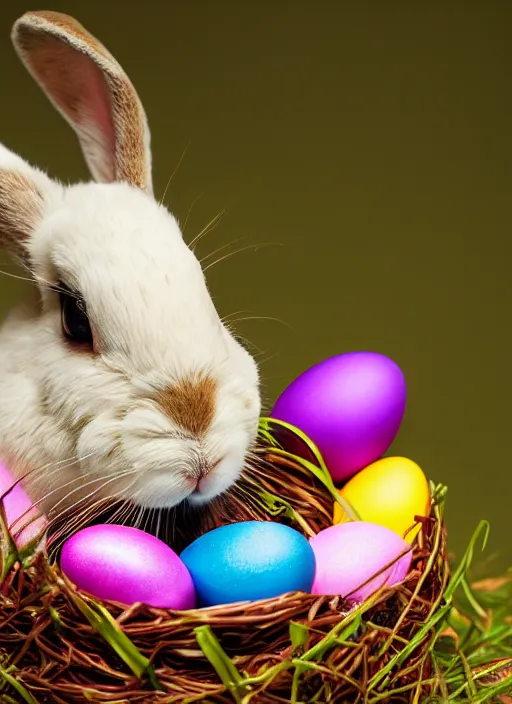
[0,168,261,516]
[0,12,261,519]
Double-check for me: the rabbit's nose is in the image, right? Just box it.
[185,456,223,486]
[197,456,223,479]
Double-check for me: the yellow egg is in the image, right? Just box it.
[332,456,431,543]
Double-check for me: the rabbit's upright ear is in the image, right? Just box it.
[12,11,153,196]
[0,144,57,258]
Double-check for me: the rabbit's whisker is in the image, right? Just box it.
[106,499,133,527]
[7,451,100,534]
[14,451,101,517]
[49,479,139,543]
[0,259,82,300]
[159,139,192,207]
[188,209,226,250]
[0,267,39,286]
[221,314,294,331]
[2,452,82,501]
[182,191,204,233]
[199,236,248,265]
[155,508,163,540]
[47,488,138,556]
[201,242,283,274]
[47,468,140,523]
[220,310,249,324]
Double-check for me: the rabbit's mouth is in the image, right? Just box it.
[114,450,245,510]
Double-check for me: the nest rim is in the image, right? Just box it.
[0,419,465,704]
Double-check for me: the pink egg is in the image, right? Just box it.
[61,524,196,610]
[309,521,412,603]
[0,463,47,549]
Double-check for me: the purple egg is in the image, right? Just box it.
[271,352,406,482]
[309,521,412,603]
[61,524,196,610]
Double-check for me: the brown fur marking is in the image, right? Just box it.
[0,170,43,253]
[155,376,217,437]
[12,11,152,193]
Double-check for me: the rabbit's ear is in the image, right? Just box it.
[0,144,56,258]
[11,11,153,196]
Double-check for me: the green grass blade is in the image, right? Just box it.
[473,673,512,703]
[257,489,316,536]
[0,664,40,704]
[0,502,19,584]
[301,612,363,662]
[259,417,362,520]
[68,591,161,689]
[289,622,309,652]
[444,521,490,602]
[370,602,453,690]
[195,625,247,703]
[258,417,327,465]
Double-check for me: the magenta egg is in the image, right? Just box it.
[271,351,407,482]
[309,521,412,603]
[0,463,47,549]
[61,524,196,610]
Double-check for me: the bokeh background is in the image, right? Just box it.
[0,1,510,569]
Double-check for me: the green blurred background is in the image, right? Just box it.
[0,1,510,569]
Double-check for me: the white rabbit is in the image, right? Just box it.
[0,11,261,520]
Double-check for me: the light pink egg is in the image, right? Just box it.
[309,521,412,604]
[0,463,47,549]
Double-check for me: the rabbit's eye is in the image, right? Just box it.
[58,283,93,346]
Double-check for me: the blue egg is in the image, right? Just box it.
[180,521,316,606]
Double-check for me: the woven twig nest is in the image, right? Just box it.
[1,420,510,704]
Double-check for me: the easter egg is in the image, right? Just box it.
[309,521,412,603]
[271,352,407,482]
[61,524,196,610]
[180,521,316,606]
[333,456,431,543]
[0,463,47,549]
